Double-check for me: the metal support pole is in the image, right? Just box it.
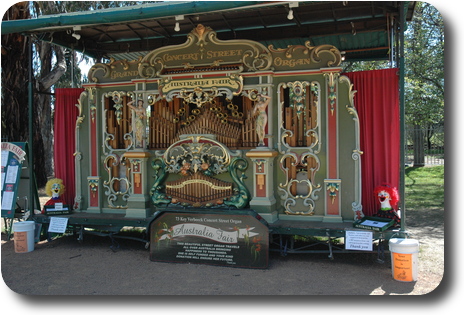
[28,37,35,217]
[326,230,334,260]
[398,2,406,233]
[71,45,75,88]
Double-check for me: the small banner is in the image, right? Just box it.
[150,212,268,268]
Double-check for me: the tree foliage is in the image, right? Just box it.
[405,2,444,166]
[404,2,444,128]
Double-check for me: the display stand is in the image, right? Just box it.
[1,142,39,239]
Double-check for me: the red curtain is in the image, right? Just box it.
[54,88,84,207]
[343,69,400,216]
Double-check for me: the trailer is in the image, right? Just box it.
[2,2,415,267]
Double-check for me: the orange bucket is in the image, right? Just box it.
[13,221,35,253]
[389,238,419,282]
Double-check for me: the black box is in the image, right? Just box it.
[44,204,71,215]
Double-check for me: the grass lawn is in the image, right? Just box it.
[405,165,444,210]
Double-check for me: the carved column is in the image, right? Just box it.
[81,86,101,213]
[246,148,278,223]
[123,151,152,218]
[323,70,342,222]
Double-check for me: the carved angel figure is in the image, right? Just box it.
[252,94,271,146]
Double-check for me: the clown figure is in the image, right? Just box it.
[42,178,66,214]
[373,184,401,226]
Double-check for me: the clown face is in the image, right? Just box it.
[377,190,392,210]
[51,183,62,198]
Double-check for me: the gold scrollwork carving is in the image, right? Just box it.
[339,75,365,220]
[278,152,322,216]
[164,135,231,175]
[139,24,272,78]
[179,87,220,108]
[324,72,340,116]
[103,154,131,209]
[76,91,87,127]
[269,41,342,70]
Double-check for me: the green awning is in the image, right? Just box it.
[1,1,267,35]
[2,1,416,61]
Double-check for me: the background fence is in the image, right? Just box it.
[405,126,444,166]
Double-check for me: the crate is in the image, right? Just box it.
[353,216,395,232]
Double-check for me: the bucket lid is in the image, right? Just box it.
[13,220,35,225]
[13,220,35,232]
[13,221,35,225]
[389,238,419,247]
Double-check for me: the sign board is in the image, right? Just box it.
[158,75,243,97]
[48,216,69,234]
[345,230,373,251]
[150,212,269,268]
[44,204,72,215]
[1,142,27,218]
[89,26,341,84]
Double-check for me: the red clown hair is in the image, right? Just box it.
[373,184,399,207]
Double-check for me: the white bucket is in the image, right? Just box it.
[389,238,419,282]
[13,221,35,253]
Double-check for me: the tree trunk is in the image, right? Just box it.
[32,42,67,182]
[1,3,30,143]
[413,125,425,167]
[2,3,67,187]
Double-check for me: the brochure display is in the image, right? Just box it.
[1,142,39,239]
[1,142,27,218]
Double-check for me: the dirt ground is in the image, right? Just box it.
[1,192,448,303]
